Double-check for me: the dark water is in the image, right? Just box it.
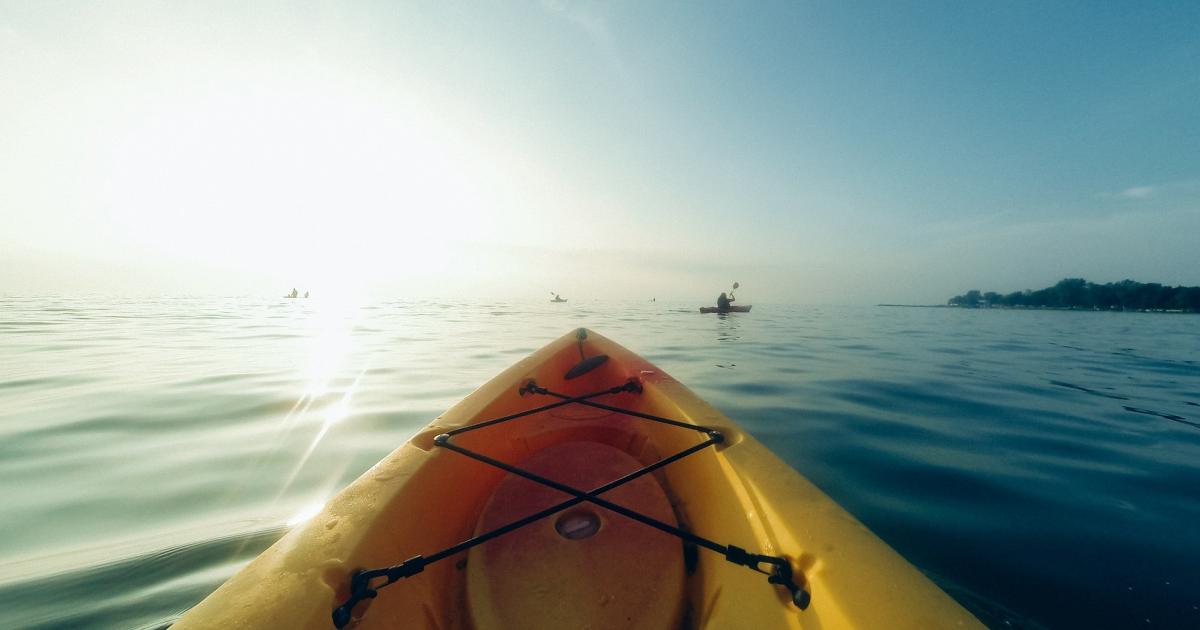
[1,297,1198,629]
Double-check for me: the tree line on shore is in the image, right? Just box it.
[948,278,1200,312]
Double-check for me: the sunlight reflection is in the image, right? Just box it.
[272,296,361,436]
[301,299,360,399]
[264,296,369,518]
[278,370,366,497]
[310,390,355,452]
[286,499,327,527]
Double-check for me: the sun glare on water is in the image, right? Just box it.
[261,296,368,510]
[300,299,360,399]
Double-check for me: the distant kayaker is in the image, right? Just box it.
[288,288,299,298]
[716,292,734,311]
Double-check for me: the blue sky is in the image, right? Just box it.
[2,1,1197,302]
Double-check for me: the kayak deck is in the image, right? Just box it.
[174,329,981,629]
[467,440,686,629]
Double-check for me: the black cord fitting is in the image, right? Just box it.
[725,546,809,610]
[767,561,811,610]
[790,584,812,609]
[331,602,356,628]
[332,571,381,629]
[725,544,753,566]
[386,555,427,581]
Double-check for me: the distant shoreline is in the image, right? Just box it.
[877,303,1197,314]
[945,279,1199,313]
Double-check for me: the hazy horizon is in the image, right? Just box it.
[3,2,1197,304]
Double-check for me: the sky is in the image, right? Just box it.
[2,1,1197,304]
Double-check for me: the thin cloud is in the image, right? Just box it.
[1097,185,1155,200]
[1120,186,1155,199]
[1098,178,1200,200]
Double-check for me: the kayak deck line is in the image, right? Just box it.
[332,378,810,629]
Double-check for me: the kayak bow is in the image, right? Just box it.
[174,329,981,629]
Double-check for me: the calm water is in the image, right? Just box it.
[1,297,1198,629]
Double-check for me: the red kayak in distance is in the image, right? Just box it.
[699,305,752,314]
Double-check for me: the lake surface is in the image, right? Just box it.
[1,297,1198,629]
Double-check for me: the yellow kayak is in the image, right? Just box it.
[174,329,982,629]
